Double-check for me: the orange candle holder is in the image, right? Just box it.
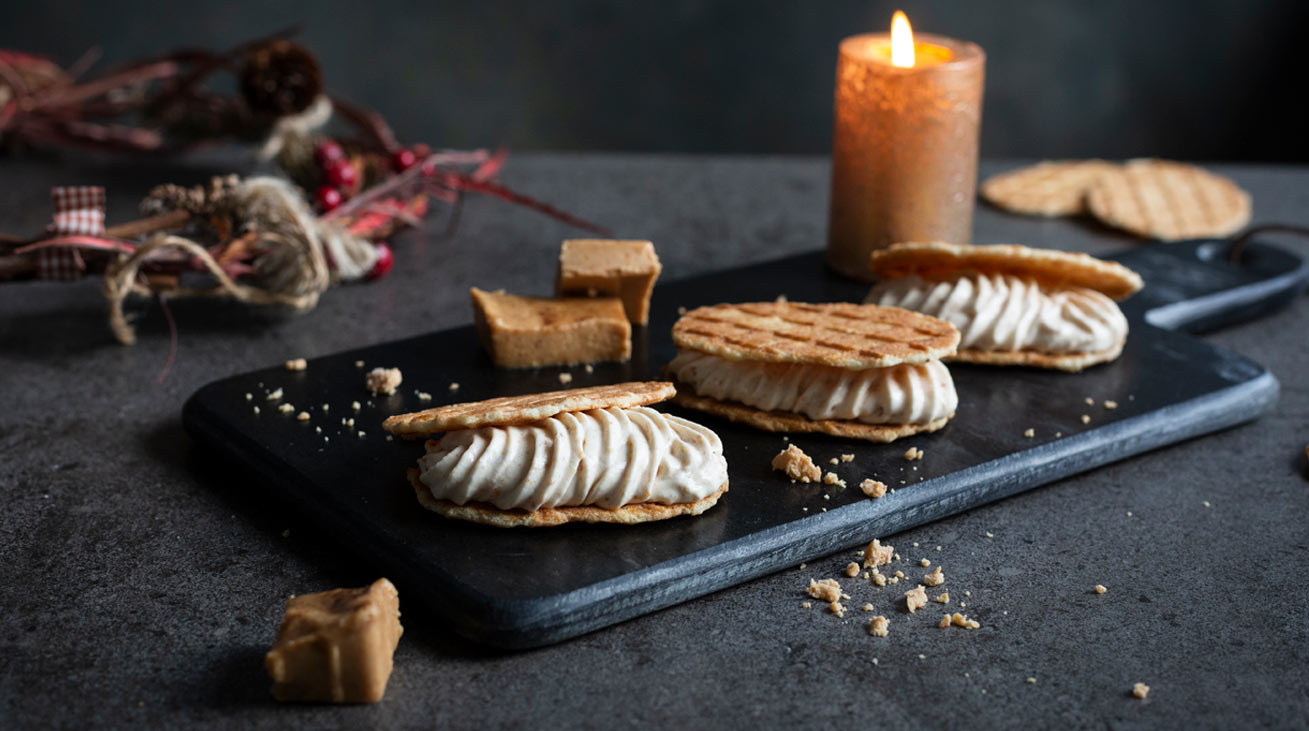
[826,31,985,281]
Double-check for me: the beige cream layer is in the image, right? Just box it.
[865,273,1127,354]
[667,351,957,425]
[416,406,726,512]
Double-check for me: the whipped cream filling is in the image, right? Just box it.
[667,350,957,425]
[416,406,726,511]
[865,273,1127,354]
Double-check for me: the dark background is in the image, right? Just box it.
[2,0,1305,161]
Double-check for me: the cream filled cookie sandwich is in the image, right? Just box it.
[865,242,1143,372]
[382,382,727,527]
[667,301,960,442]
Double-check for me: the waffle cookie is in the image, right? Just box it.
[980,160,1118,217]
[1085,159,1251,241]
[866,242,1143,371]
[667,302,960,442]
[384,382,728,527]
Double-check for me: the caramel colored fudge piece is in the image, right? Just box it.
[556,239,662,325]
[471,287,631,368]
[265,578,403,704]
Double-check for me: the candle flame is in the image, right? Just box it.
[890,10,915,68]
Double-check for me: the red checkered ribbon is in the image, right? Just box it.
[36,186,105,281]
[51,186,106,235]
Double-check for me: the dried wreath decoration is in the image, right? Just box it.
[0,34,608,344]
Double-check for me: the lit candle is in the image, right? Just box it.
[827,11,985,281]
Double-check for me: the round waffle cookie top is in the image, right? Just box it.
[672,301,959,369]
[1085,159,1251,241]
[868,241,1143,301]
[382,381,675,436]
[980,160,1118,217]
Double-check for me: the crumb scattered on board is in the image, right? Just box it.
[365,367,403,396]
[1094,584,1107,594]
[559,372,573,384]
[903,447,924,461]
[285,358,307,371]
[806,578,842,603]
[923,566,944,586]
[905,585,928,613]
[868,616,889,637]
[1133,683,1150,699]
[266,388,283,401]
[860,478,887,498]
[863,539,894,568]
[773,444,821,483]
[844,562,860,578]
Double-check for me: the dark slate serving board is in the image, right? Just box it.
[183,238,1306,648]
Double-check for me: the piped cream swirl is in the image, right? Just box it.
[416,406,726,511]
[667,350,957,425]
[865,273,1127,354]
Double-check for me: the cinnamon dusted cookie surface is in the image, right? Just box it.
[383,381,675,436]
[1085,159,1251,241]
[672,301,959,369]
[868,241,1143,301]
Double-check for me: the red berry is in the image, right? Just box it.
[392,148,418,171]
[326,159,357,188]
[315,185,343,212]
[315,140,345,166]
[367,242,394,280]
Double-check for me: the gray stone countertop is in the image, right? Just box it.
[2,154,1307,729]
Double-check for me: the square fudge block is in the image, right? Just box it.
[471,287,631,368]
[556,239,662,325]
[265,578,403,704]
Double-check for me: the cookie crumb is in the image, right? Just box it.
[266,388,284,401]
[934,592,949,604]
[1202,500,1211,508]
[351,401,361,411]
[938,614,951,629]
[801,602,811,609]
[1024,428,1034,438]
[321,404,329,412]
[1132,683,1150,699]
[1081,414,1091,424]
[863,539,894,568]
[905,584,928,613]
[278,403,295,414]
[894,571,904,578]
[354,360,364,368]
[903,446,924,461]
[772,444,821,483]
[357,430,366,439]
[888,577,899,585]
[862,603,874,612]
[822,472,846,488]
[920,558,931,567]
[584,364,594,373]
[296,411,310,421]
[558,372,573,384]
[829,457,839,465]
[923,566,944,587]
[873,573,887,587]
[677,306,687,315]
[252,406,260,415]
[829,601,846,618]
[245,393,253,401]
[285,358,307,371]
[1094,584,1107,594]
[806,578,842,603]
[951,612,980,629]
[1027,677,1037,685]
[365,367,403,396]
[448,382,460,391]
[840,453,854,462]
[1085,397,1094,405]
[1104,400,1118,409]
[417,391,432,402]
[844,562,860,578]
[984,531,994,539]
[859,478,887,498]
[868,616,889,637]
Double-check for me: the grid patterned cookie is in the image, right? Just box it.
[408,469,728,528]
[1086,159,1251,241]
[383,381,674,436]
[869,241,1143,301]
[980,160,1118,217]
[672,302,959,369]
[952,341,1126,373]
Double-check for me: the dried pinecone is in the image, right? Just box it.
[140,175,242,217]
[239,40,322,117]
